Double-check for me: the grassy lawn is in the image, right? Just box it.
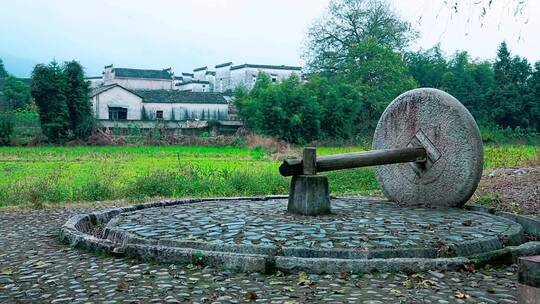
[0,145,537,208]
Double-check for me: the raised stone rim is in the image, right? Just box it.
[60,196,539,274]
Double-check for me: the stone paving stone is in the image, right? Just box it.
[0,207,518,303]
[110,198,517,251]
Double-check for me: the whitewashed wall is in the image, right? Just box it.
[87,78,104,88]
[230,67,301,90]
[193,68,207,80]
[92,86,229,121]
[102,66,173,90]
[91,86,143,120]
[142,103,229,120]
[214,65,232,93]
[105,78,173,90]
[176,82,210,92]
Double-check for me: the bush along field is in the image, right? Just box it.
[0,145,537,208]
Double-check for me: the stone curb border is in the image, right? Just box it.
[465,204,540,237]
[59,197,540,274]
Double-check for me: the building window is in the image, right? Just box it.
[156,110,164,119]
[108,107,127,121]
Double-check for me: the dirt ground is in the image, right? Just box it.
[473,166,540,215]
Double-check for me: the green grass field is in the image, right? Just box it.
[0,145,537,208]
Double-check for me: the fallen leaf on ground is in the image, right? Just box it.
[390,289,403,296]
[116,281,129,291]
[418,279,437,288]
[297,272,314,286]
[454,290,470,299]
[463,263,476,273]
[243,291,258,301]
[402,279,414,288]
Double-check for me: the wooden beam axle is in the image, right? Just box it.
[279,147,427,177]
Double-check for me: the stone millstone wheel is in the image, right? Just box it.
[372,88,483,207]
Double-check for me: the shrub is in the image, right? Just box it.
[129,170,177,198]
[75,167,119,201]
[0,113,14,145]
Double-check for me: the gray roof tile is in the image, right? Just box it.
[113,68,172,80]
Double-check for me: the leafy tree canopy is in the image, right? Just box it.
[304,0,417,73]
[0,59,8,78]
[3,76,32,110]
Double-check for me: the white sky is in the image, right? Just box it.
[0,0,538,77]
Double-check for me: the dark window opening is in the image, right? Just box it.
[109,107,127,120]
[156,110,164,119]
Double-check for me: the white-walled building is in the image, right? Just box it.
[90,84,228,121]
[176,79,212,92]
[102,65,173,90]
[214,63,302,93]
[92,62,302,94]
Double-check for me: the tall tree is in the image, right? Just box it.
[304,0,417,73]
[3,76,32,109]
[490,41,531,129]
[31,62,71,143]
[64,61,93,139]
[0,59,7,78]
[235,73,321,144]
[525,62,540,131]
[441,52,495,123]
[343,38,417,134]
[404,45,448,88]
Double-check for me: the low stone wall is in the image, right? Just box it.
[59,197,540,274]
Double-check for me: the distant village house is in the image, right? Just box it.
[87,62,302,134]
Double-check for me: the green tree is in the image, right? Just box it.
[0,112,14,145]
[31,62,71,143]
[489,41,531,129]
[0,59,7,78]
[64,61,93,139]
[404,45,448,88]
[307,75,358,140]
[304,0,417,73]
[3,76,32,109]
[441,52,494,121]
[141,106,149,120]
[525,62,540,131]
[343,38,417,134]
[235,73,321,143]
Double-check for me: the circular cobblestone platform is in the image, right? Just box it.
[60,196,534,274]
[107,198,519,252]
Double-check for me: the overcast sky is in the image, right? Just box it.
[0,0,538,77]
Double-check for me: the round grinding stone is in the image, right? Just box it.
[372,88,483,207]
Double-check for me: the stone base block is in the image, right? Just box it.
[288,175,331,216]
[518,256,540,304]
